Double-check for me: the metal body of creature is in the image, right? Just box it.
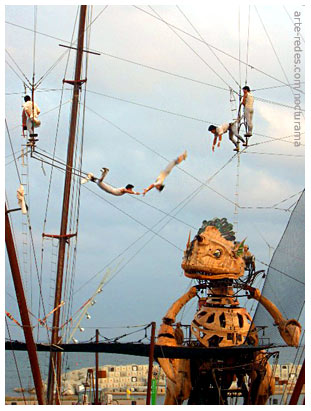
[156,219,301,405]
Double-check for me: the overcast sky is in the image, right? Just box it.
[5,3,305,345]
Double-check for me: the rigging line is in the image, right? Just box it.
[5,6,107,51]
[255,95,304,111]
[238,6,241,88]
[285,200,298,212]
[5,318,27,404]
[101,51,230,92]
[283,6,305,43]
[207,152,239,183]
[32,6,37,82]
[84,104,239,208]
[240,190,303,210]
[5,60,29,85]
[6,87,72,95]
[245,5,251,84]
[248,133,304,147]
[176,5,240,87]
[35,7,79,88]
[5,119,21,184]
[36,6,108,88]
[5,21,229,94]
[75,149,240,295]
[32,148,88,178]
[258,260,304,285]
[6,149,31,167]
[253,82,305,92]
[254,6,298,100]
[129,196,197,230]
[86,89,211,123]
[83,185,183,252]
[95,192,199,294]
[5,49,32,86]
[148,6,234,90]
[242,151,304,157]
[35,142,299,213]
[74,176,205,295]
[133,6,296,88]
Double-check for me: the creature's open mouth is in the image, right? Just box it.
[185,269,218,276]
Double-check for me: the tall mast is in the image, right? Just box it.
[46,5,87,404]
[5,204,45,405]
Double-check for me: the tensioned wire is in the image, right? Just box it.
[132,5,299,89]
[6,12,298,92]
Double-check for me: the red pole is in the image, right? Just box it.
[289,360,305,405]
[5,204,45,404]
[146,322,156,405]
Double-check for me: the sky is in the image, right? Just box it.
[4,2,306,353]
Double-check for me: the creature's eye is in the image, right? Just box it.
[196,235,203,243]
[213,249,222,258]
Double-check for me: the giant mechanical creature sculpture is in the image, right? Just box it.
[156,218,301,405]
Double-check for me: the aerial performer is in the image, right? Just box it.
[22,95,41,139]
[143,150,187,195]
[241,85,254,145]
[81,168,140,196]
[208,121,245,152]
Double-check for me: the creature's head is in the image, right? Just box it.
[181,218,245,280]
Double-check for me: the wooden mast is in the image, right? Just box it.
[5,204,45,405]
[46,5,87,404]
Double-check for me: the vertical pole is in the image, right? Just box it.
[31,84,35,136]
[289,360,305,405]
[146,322,156,405]
[5,204,45,404]
[95,329,99,404]
[46,5,87,404]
